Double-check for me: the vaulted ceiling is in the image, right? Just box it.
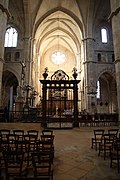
[8,0,111,63]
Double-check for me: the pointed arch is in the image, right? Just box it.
[4,27,18,47]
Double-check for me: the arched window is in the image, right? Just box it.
[4,27,18,47]
[97,80,100,99]
[101,28,108,43]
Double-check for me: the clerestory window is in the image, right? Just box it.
[96,80,100,99]
[101,28,108,43]
[4,27,18,47]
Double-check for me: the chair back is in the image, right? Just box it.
[27,130,39,139]
[108,129,119,138]
[94,129,104,140]
[31,151,53,179]
[42,129,53,136]
[3,149,25,179]
[13,130,24,141]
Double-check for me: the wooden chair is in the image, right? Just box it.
[36,140,54,162]
[40,130,54,145]
[98,133,115,160]
[0,129,10,144]
[0,129,11,152]
[27,130,39,139]
[32,151,53,180]
[23,134,38,167]
[2,149,27,180]
[6,134,18,150]
[0,129,10,135]
[41,135,54,157]
[108,129,119,138]
[91,129,104,150]
[41,135,54,143]
[41,130,53,136]
[110,138,120,173]
[13,130,24,141]
[0,132,12,173]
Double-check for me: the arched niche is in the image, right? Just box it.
[2,70,19,109]
[97,72,117,114]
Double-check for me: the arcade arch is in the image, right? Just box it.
[96,72,117,114]
[2,71,18,110]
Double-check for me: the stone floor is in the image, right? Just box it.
[0,123,120,180]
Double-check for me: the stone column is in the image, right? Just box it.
[73,81,79,127]
[83,37,97,114]
[0,0,10,106]
[23,37,32,85]
[42,81,47,128]
[110,0,120,122]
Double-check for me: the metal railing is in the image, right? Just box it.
[0,111,118,128]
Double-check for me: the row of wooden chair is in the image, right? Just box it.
[0,129,54,180]
[0,129,53,138]
[91,128,120,173]
[91,129,119,151]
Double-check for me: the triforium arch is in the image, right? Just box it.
[40,69,80,128]
[96,71,117,114]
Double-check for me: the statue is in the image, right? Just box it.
[21,62,26,81]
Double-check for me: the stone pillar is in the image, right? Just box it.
[0,0,10,106]
[23,37,32,85]
[42,81,47,128]
[110,0,120,122]
[83,37,97,114]
[76,52,81,111]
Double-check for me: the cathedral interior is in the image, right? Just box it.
[0,0,120,179]
[0,0,120,127]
